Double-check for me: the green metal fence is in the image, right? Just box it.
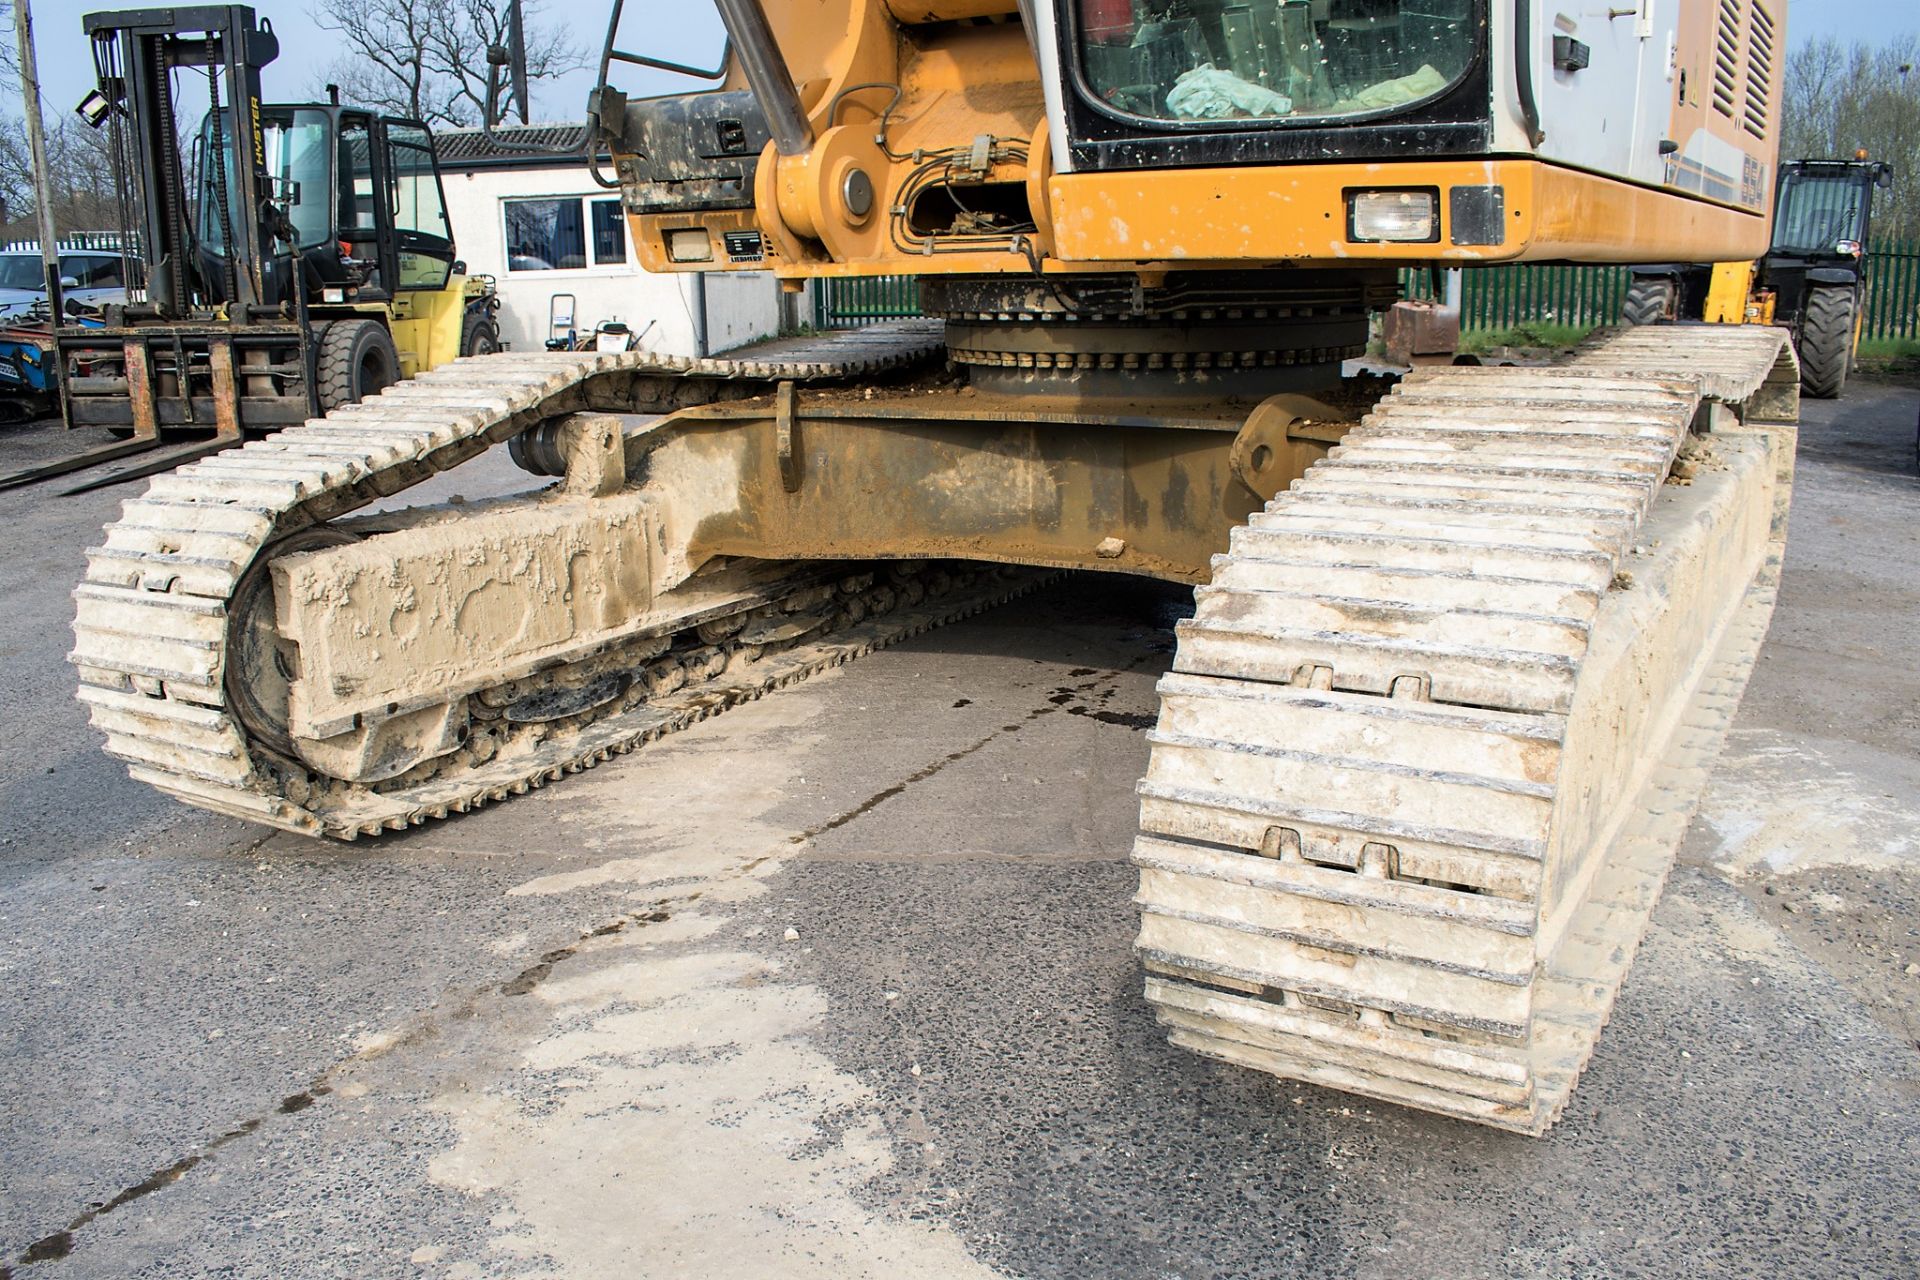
[811,276,922,329]
[1398,264,1632,330]
[1863,241,1920,341]
[813,243,1920,341]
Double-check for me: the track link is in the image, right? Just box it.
[1134,325,1799,1133]
[67,322,1045,839]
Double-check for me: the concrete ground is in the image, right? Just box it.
[1,383,1916,1280]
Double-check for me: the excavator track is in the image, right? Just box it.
[74,307,1799,1133]
[1134,325,1798,1133]
[68,322,1059,838]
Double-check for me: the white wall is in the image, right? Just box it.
[704,270,792,351]
[439,164,786,356]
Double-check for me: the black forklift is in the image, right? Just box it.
[1624,156,1894,399]
[0,5,499,493]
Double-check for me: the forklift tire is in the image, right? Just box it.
[1798,284,1855,399]
[460,312,501,358]
[317,319,399,412]
[1622,276,1677,326]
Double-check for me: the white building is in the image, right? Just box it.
[432,124,789,356]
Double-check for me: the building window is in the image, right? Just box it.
[503,196,628,272]
[591,199,627,266]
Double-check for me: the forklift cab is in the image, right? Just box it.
[1625,157,1892,368]
[1771,160,1893,260]
[193,104,457,310]
[49,5,487,447]
[1761,159,1894,318]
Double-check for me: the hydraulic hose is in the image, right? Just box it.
[712,0,813,155]
[1515,0,1545,147]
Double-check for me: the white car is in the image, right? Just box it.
[0,250,133,321]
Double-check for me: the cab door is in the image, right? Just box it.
[371,118,463,374]
[334,112,385,294]
[374,118,458,293]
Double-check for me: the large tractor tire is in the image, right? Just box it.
[460,310,501,358]
[317,318,399,412]
[1622,275,1677,326]
[1797,284,1856,399]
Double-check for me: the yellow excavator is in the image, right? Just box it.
[74,0,1800,1134]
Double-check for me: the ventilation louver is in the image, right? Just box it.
[1712,0,1741,119]
[1744,2,1776,139]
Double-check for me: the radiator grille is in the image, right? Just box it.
[1743,2,1776,139]
[1712,0,1741,119]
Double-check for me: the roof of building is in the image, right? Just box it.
[432,122,594,171]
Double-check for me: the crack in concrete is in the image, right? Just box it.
[500,910,671,996]
[793,659,1157,846]
[8,1105,278,1272]
[4,904,681,1274]
[2,618,1166,1275]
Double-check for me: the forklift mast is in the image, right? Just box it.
[0,2,489,495]
[83,5,281,316]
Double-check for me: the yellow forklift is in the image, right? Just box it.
[0,5,498,493]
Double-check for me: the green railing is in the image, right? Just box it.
[813,242,1920,341]
[1398,264,1632,330]
[811,276,921,329]
[1862,242,1920,341]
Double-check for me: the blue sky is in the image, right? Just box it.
[16,0,726,129]
[11,0,1910,131]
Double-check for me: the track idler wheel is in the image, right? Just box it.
[225,526,362,760]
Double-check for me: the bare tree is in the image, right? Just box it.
[0,3,27,228]
[1782,34,1920,242]
[0,118,29,232]
[0,8,18,97]
[47,116,121,231]
[309,0,585,129]
[0,116,124,239]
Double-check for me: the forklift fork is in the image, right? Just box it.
[0,336,246,494]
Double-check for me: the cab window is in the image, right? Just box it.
[61,254,124,288]
[1077,0,1474,125]
[386,122,455,291]
[264,109,334,249]
[337,116,378,238]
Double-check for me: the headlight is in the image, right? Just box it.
[1349,190,1439,243]
[665,228,714,263]
[1835,239,1862,257]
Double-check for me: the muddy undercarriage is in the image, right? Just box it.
[72,293,1799,1132]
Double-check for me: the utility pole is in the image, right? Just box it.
[10,0,63,317]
